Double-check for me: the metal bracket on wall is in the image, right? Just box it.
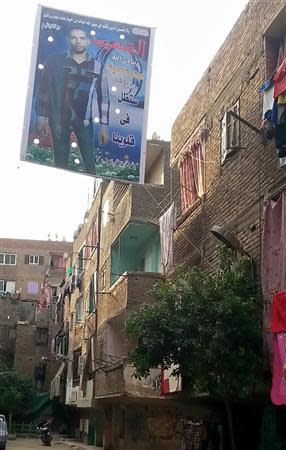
[227,110,261,135]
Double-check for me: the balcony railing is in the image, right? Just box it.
[93,358,161,399]
[106,272,164,323]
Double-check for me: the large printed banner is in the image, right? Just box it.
[21,6,154,183]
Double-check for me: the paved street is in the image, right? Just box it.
[7,438,48,449]
[6,438,70,449]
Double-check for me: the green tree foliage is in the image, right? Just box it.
[125,248,262,400]
[0,362,35,415]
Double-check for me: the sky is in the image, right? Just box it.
[0,0,247,242]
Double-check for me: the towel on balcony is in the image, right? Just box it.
[159,203,177,275]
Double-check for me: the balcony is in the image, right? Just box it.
[77,379,94,408]
[110,221,162,287]
[98,272,164,327]
[93,358,161,399]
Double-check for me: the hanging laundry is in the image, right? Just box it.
[261,191,286,369]
[273,56,286,98]
[258,80,274,141]
[278,92,286,104]
[271,332,286,405]
[270,291,286,333]
[159,203,177,275]
[258,78,273,93]
[259,82,274,118]
[273,110,286,158]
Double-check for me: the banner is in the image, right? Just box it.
[21,6,155,183]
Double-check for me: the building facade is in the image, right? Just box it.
[168,0,286,448]
[0,238,72,390]
[50,140,208,449]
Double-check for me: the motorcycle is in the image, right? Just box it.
[37,422,53,446]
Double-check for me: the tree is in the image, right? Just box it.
[125,248,262,450]
[0,362,35,419]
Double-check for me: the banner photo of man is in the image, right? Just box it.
[21,6,155,183]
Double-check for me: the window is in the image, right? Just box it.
[75,297,83,323]
[50,254,65,270]
[77,247,86,273]
[25,254,44,265]
[178,132,205,214]
[27,281,39,295]
[221,100,240,163]
[264,6,286,80]
[35,327,48,345]
[0,253,17,265]
[0,280,15,293]
[88,273,96,313]
[30,255,39,265]
[73,347,82,381]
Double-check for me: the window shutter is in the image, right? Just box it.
[24,254,29,264]
[39,256,44,265]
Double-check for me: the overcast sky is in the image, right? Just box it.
[0,0,246,242]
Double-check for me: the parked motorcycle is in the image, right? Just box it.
[37,422,52,446]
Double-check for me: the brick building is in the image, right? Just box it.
[167,0,286,448]
[0,238,72,389]
[49,140,207,449]
[48,1,286,447]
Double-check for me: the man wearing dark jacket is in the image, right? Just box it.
[35,26,110,174]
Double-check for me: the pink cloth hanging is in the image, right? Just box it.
[261,190,286,368]
[271,332,286,405]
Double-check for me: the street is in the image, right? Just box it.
[6,438,70,449]
[7,438,47,449]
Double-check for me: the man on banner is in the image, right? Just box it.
[35,26,110,174]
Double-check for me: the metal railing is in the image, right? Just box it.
[12,422,38,436]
